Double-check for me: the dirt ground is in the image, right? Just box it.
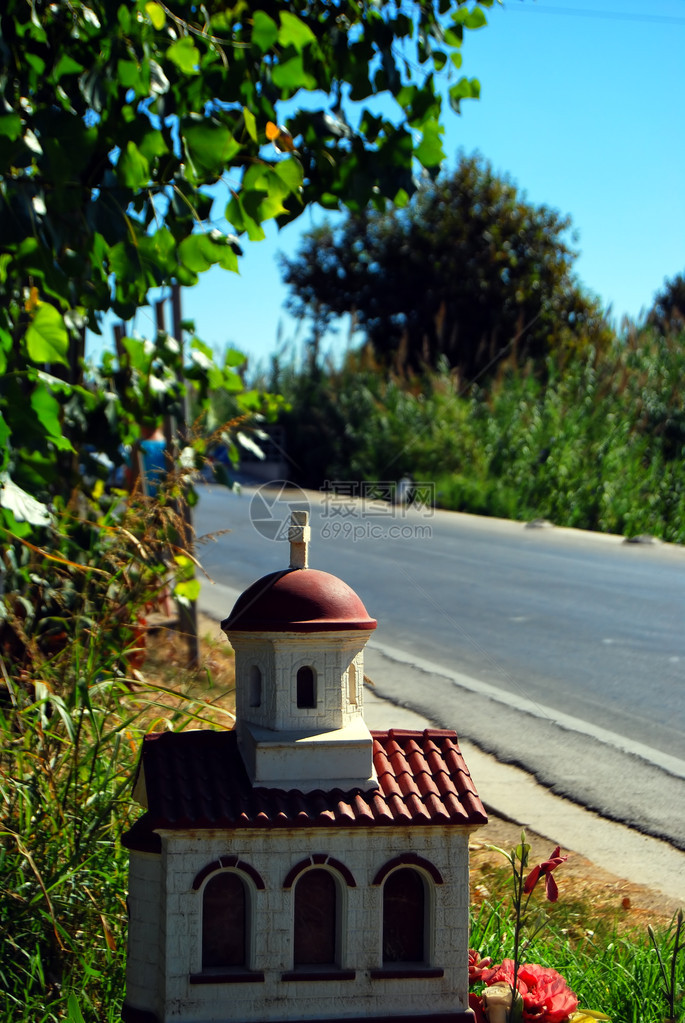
[469,816,682,935]
[141,613,683,936]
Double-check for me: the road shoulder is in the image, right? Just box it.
[364,687,685,911]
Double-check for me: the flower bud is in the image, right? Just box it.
[482,983,523,1023]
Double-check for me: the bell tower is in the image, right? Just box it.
[222,512,378,793]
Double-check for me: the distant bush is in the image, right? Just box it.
[274,324,685,544]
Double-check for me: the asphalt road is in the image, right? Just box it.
[194,481,685,850]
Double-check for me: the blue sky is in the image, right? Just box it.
[89,0,685,372]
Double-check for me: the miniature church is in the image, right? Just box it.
[121,512,487,1023]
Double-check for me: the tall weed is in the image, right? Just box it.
[470,898,685,1022]
[0,479,232,1021]
[276,325,685,543]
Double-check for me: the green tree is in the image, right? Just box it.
[647,271,685,333]
[280,152,613,378]
[0,0,493,527]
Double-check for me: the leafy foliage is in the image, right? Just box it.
[0,466,239,1021]
[0,0,491,327]
[1,0,490,337]
[280,153,613,376]
[0,0,495,541]
[647,271,685,334]
[272,321,685,542]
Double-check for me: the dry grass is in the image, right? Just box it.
[469,817,683,937]
[133,612,236,730]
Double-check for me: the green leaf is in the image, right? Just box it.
[25,305,69,366]
[272,55,317,93]
[414,120,445,169]
[0,114,22,140]
[183,119,241,179]
[243,107,258,144]
[122,336,152,373]
[242,164,293,221]
[66,993,86,1023]
[278,11,317,52]
[145,2,166,29]
[117,141,150,189]
[225,194,266,241]
[178,232,240,274]
[138,128,169,161]
[222,369,246,392]
[174,577,201,603]
[448,76,480,112]
[166,37,200,75]
[487,844,516,863]
[444,27,463,48]
[0,328,10,373]
[53,53,84,78]
[224,348,247,369]
[25,52,46,76]
[0,413,9,468]
[273,157,304,195]
[117,59,143,90]
[252,11,278,52]
[174,554,195,575]
[31,385,73,451]
[464,7,488,30]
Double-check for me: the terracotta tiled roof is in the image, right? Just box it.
[123,729,486,848]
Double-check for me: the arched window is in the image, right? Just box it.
[296,665,316,708]
[382,868,425,964]
[294,869,336,966]
[348,662,357,706]
[202,872,246,969]
[248,665,262,708]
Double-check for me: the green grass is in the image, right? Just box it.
[469,894,684,1021]
[0,631,234,1023]
[0,671,136,1022]
[0,487,236,1023]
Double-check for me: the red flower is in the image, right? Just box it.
[481,960,578,1023]
[469,948,493,984]
[469,992,488,1023]
[523,846,568,902]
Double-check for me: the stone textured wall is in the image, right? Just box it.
[231,631,370,735]
[125,850,162,1012]
[137,825,472,1022]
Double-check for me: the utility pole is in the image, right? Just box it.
[170,282,199,669]
[114,299,200,669]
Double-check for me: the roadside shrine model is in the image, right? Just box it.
[121,511,488,1023]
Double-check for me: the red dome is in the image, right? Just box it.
[221,569,377,633]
